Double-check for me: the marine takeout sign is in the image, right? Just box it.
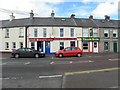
[77,37,100,41]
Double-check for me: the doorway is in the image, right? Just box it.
[37,41,43,52]
[113,42,118,53]
[45,41,50,54]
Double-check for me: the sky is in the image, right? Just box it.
[0,0,119,20]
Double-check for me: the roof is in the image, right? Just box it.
[0,17,118,28]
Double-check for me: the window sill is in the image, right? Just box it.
[5,49,9,50]
[19,36,24,38]
[5,36,9,38]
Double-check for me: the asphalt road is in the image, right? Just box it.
[0,53,119,88]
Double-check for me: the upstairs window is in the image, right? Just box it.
[113,30,118,38]
[70,28,74,37]
[104,30,109,38]
[5,42,9,49]
[60,28,64,37]
[83,29,88,37]
[93,29,98,37]
[34,28,38,37]
[19,28,24,37]
[12,42,16,49]
[5,29,9,38]
[43,28,47,37]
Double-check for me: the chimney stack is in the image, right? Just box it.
[51,10,55,19]
[30,10,34,19]
[70,14,75,19]
[89,15,93,20]
[10,13,15,21]
[105,15,110,21]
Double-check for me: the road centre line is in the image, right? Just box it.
[39,75,62,78]
[108,59,120,61]
[65,67,120,76]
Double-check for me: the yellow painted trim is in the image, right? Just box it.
[65,67,120,75]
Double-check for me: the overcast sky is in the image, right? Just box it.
[0,0,119,20]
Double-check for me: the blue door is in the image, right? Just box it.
[45,41,50,54]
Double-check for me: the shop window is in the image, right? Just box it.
[94,42,97,48]
[43,28,47,37]
[113,30,118,38]
[83,42,88,49]
[12,42,16,49]
[83,29,88,37]
[70,41,75,47]
[34,28,38,37]
[104,42,109,51]
[31,42,35,49]
[60,28,64,37]
[104,30,109,38]
[70,28,74,37]
[20,42,23,48]
[5,29,9,38]
[60,42,64,50]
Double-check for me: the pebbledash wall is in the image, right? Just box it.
[0,11,119,54]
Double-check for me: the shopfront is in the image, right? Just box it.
[77,37,100,53]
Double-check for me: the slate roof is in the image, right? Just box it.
[0,17,118,28]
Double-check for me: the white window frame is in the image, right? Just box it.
[113,30,118,38]
[5,29,9,38]
[20,42,23,48]
[12,42,16,49]
[83,29,88,37]
[43,28,47,37]
[5,42,9,49]
[93,29,98,37]
[60,28,64,37]
[19,28,24,37]
[104,30,109,38]
[34,28,38,37]
[70,28,74,37]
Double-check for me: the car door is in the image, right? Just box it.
[63,47,72,56]
[71,47,78,56]
[18,48,27,57]
[25,48,34,57]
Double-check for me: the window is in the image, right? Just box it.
[31,42,35,49]
[83,29,88,37]
[60,42,64,50]
[19,28,24,37]
[12,42,16,49]
[104,42,109,51]
[70,28,74,37]
[83,42,88,50]
[43,28,47,37]
[65,47,71,51]
[104,30,109,38]
[34,28,38,37]
[60,28,64,37]
[70,41,75,47]
[72,47,77,50]
[113,30,118,38]
[5,42,9,49]
[93,29,98,37]
[5,29,9,38]
[20,42,23,48]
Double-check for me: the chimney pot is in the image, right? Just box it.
[89,15,93,20]
[51,10,55,19]
[105,15,110,21]
[30,10,34,19]
[10,13,15,21]
[70,14,75,19]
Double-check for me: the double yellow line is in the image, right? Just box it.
[65,67,120,75]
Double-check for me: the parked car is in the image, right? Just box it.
[12,48,45,58]
[55,47,83,58]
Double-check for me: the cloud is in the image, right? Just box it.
[91,0,119,19]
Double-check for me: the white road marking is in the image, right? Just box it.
[39,75,62,78]
[109,59,120,61]
[24,62,31,65]
[0,77,10,80]
[50,60,94,65]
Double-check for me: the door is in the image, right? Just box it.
[93,42,98,53]
[113,42,117,53]
[37,41,43,52]
[45,41,50,54]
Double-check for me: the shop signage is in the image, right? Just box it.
[78,37,99,41]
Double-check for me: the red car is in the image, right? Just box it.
[55,47,83,58]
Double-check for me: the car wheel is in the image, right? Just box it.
[14,54,19,58]
[58,53,63,58]
[35,54,39,58]
[77,53,82,57]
